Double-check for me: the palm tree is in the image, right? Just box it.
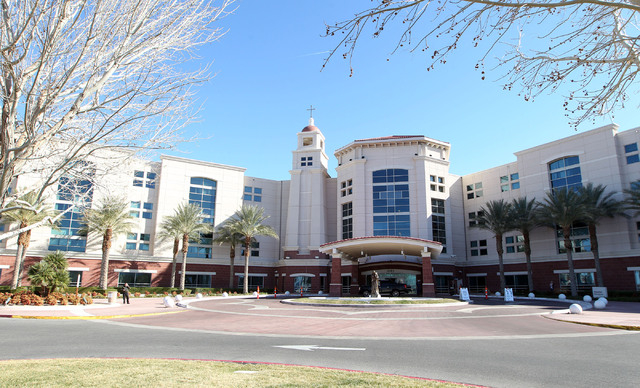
[473,199,513,293]
[213,222,244,289]
[170,203,211,291]
[81,196,135,289]
[227,205,278,294]
[27,251,70,296]
[624,181,640,215]
[510,197,539,293]
[537,189,586,297]
[4,191,56,289]
[579,183,625,287]
[158,216,182,288]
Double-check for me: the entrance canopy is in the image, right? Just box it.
[319,236,442,261]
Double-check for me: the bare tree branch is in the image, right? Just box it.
[1,0,234,208]
[325,0,640,127]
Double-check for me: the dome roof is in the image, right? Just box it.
[302,118,320,132]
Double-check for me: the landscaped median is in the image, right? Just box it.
[0,359,480,387]
[282,297,464,306]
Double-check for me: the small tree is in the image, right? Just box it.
[473,199,513,293]
[4,191,57,289]
[227,205,278,294]
[80,197,135,289]
[27,251,70,296]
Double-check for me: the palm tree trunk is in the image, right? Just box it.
[564,228,578,297]
[243,237,250,294]
[588,223,604,287]
[229,244,235,290]
[524,232,534,293]
[170,238,179,288]
[11,243,24,289]
[496,233,506,292]
[99,248,110,289]
[179,234,188,291]
[99,229,113,289]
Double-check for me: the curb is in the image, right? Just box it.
[0,309,187,320]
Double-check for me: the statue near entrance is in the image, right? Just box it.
[371,271,381,298]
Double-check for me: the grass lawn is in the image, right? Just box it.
[294,298,461,305]
[0,359,469,387]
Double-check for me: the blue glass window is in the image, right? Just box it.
[627,154,640,164]
[549,156,582,191]
[372,169,411,236]
[625,143,638,153]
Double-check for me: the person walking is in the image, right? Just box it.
[122,283,131,304]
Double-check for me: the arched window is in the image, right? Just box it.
[549,156,582,191]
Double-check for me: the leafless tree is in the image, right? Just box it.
[325,0,640,127]
[0,0,234,212]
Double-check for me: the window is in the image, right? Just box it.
[185,274,211,288]
[429,175,446,192]
[301,156,313,167]
[470,240,488,256]
[340,179,353,197]
[634,271,640,291]
[68,271,83,286]
[241,241,260,257]
[237,275,264,290]
[243,186,263,202]
[50,170,94,252]
[468,210,485,227]
[556,222,590,253]
[118,272,151,287]
[636,221,640,242]
[133,170,156,188]
[372,169,410,236]
[302,137,313,146]
[549,156,581,191]
[500,176,509,192]
[294,276,312,292]
[431,198,445,214]
[130,202,153,219]
[505,235,524,254]
[187,246,211,258]
[431,199,446,253]
[625,142,639,164]
[466,182,483,199]
[126,233,151,251]
[559,272,595,288]
[627,154,640,164]
[342,202,353,239]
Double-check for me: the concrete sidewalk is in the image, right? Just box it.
[1,295,639,331]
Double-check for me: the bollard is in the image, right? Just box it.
[274,286,277,299]
[300,286,303,297]
[257,285,260,299]
[484,287,488,300]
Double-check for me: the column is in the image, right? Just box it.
[329,250,343,297]
[421,250,436,297]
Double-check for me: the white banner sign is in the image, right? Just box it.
[504,288,514,302]
[459,287,470,301]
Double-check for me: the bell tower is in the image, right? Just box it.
[284,117,330,257]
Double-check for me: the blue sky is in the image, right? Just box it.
[164,0,640,181]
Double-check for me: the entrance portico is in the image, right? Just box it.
[319,236,443,297]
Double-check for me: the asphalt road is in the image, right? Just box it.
[2,305,640,387]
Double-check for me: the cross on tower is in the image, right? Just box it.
[307,105,316,119]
